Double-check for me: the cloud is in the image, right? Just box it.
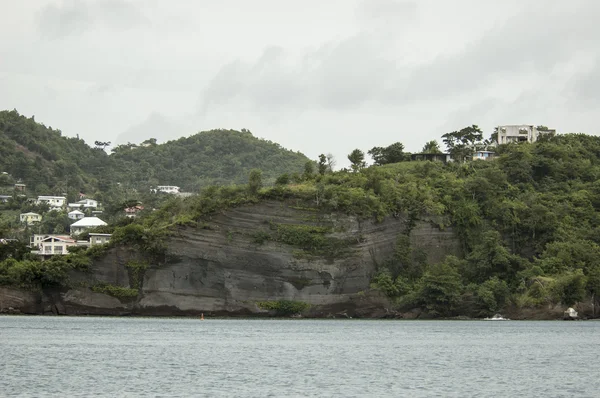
[37,0,148,38]
[200,1,599,116]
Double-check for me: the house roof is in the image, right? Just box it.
[41,235,75,243]
[70,217,107,227]
[38,196,66,200]
[21,212,41,216]
[68,210,85,215]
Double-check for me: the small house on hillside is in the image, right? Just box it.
[37,195,66,210]
[67,198,98,210]
[14,183,26,192]
[472,151,496,161]
[20,212,42,225]
[411,153,452,163]
[38,235,77,256]
[124,205,144,218]
[152,185,180,194]
[70,217,108,235]
[0,195,11,203]
[68,210,85,220]
[89,233,111,246]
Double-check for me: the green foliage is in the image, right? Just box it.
[414,260,463,316]
[368,142,407,165]
[347,149,366,172]
[442,125,483,162]
[248,169,263,195]
[256,300,310,315]
[421,140,442,154]
[92,283,138,299]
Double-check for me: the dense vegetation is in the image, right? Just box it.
[0,110,310,195]
[2,109,600,318]
[97,133,600,317]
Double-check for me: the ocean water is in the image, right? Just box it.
[1,317,599,397]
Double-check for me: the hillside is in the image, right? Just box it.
[0,110,107,196]
[0,111,310,196]
[108,129,310,191]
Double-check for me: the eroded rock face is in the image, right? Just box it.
[2,201,462,317]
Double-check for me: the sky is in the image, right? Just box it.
[1,0,599,167]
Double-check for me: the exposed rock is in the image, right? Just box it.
[0,201,462,317]
[0,287,41,314]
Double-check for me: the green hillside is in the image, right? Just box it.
[0,110,107,196]
[108,129,310,191]
[0,111,310,196]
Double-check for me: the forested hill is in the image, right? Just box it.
[0,110,310,194]
[0,110,108,196]
[108,129,310,191]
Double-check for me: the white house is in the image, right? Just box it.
[70,216,108,235]
[68,210,85,220]
[67,198,99,210]
[20,212,42,225]
[89,233,112,246]
[154,185,180,194]
[39,235,77,256]
[37,196,66,210]
[0,195,11,203]
[496,125,555,145]
[472,151,496,161]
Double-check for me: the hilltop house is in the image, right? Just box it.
[67,198,98,210]
[38,235,77,256]
[70,217,107,235]
[0,195,11,203]
[89,233,111,246]
[20,212,42,225]
[411,153,452,163]
[68,210,85,220]
[496,125,555,145]
[153,185,180,194]
[472,151,496,161]
[37,195,66,210]
[14,183,26,192]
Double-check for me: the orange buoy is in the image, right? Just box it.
[200,313,204,320]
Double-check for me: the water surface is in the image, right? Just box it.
[1,317,599,397]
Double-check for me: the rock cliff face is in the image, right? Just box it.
[2,201,461,317]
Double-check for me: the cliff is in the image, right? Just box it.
[0,200,461,317]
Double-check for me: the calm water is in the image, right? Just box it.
[1,317,599,397]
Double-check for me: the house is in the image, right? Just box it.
[0,238,18,245]
[124,205,144,218]
[14,183,26,192]
[153,185,180,194]
[410,153,453,163]
[496,125,556,145]
[68,210,85,220]
[89,233,112,246]
[67,198,99,210]
[37,195,67,210]
[38,235,77,256]
[20,212,42,225]
[70,216,108,235]
[472,151,496,161]
[0,195,11,203]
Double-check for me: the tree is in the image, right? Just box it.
[248,169,263,195]
[303,161,315,179]
[368,142,406,165]
[348,149,366,172]
[416,259,463,316]
[441,125,483,163]
[318,154,328,175]
[326,153,337,172]
[421,140,442,154]
[94,141,111,149]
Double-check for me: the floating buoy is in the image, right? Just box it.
[200,313,204,321]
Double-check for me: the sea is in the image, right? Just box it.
[1,316,599,397]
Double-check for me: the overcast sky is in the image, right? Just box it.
[1,0,599,166]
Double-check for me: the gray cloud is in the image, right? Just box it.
[37,0,148,38]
